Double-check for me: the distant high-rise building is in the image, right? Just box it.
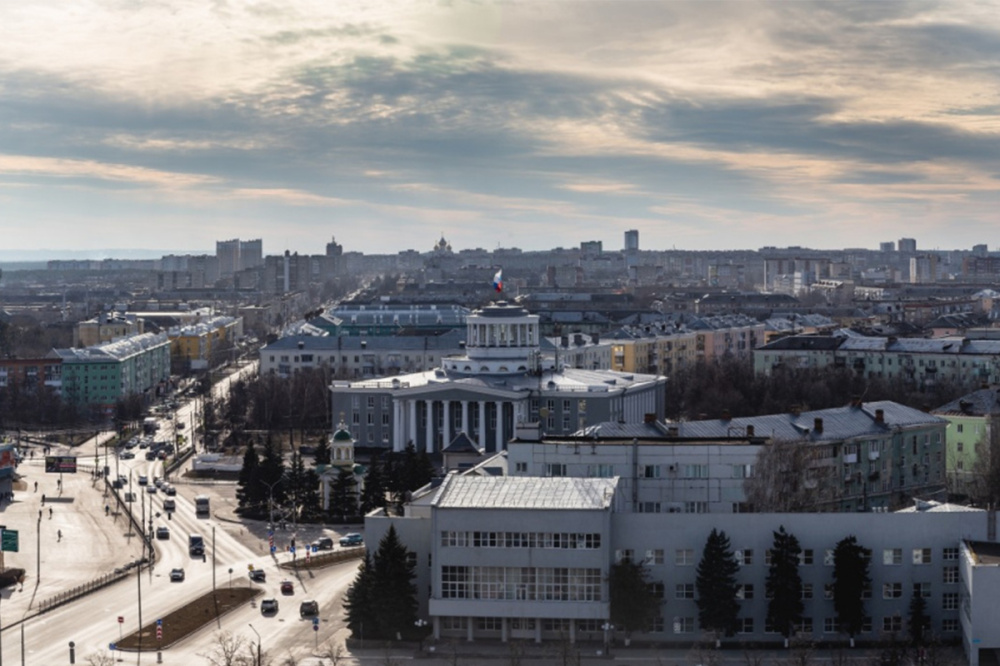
[910,254,939,284]
[580,240,602,257]
[624,229,639,253]
[880,241,895,253]
[973,244,989,257]
[239,239,263,270]
[898,237,917,253]
[216,239,241,278]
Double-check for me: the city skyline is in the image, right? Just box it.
[3,1,1000,255]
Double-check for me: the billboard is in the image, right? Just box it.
[45,456,77,474]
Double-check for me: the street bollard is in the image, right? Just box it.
[68,641,75,664]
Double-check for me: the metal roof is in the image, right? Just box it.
[933,388,1000,417]
[262,330,465,352]
[432,475,617,510]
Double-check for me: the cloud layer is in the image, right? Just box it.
[2,0,1000,255]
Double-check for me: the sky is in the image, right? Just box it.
[2,1,1000,258]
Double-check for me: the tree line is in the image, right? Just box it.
[663,357,967,422]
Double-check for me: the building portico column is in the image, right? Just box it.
[409,399,417,447]
[393,400,404,452]
[478,401,486,450]
[442,400,451,448]
[461,401,469,435]
[494,400,504,451]
[425,400,434,454]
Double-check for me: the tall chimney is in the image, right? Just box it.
[875,409,884,423]
[746,425,755,437]
[814,418,823,434]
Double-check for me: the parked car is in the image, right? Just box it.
[145,451,157,461]
[312,537,334,551]
[280,580,294,594]
[162,498,176,512]
[146,485,157,494]
[156,526,170,540]
[119,451,135,460]
[249,569,266,583]
[260,598,278,614]
[170,568,185,582]
[164,486,177,496]
[137,476,148,486]
[339,533,364,547]
[299,600,319,617]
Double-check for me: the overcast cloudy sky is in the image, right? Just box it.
[2,1,1000,257]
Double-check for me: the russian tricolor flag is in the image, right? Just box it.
[492,269,503,293]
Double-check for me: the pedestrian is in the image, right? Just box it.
[34,481,37,492]
[41,494,45,505]
[57,529,62,541]
[48,507,52,519]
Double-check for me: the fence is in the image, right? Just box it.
[37,568,130,613]
[279,545,365,571]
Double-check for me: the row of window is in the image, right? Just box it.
[618,546,960,567]
[440,566,602,601]
[441,531,602,550]
[437,615,962,636]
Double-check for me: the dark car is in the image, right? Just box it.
[312,537,334,551]
[156,526,170,540]
[137,476,148,486]
[170,568,185,582]
[249,569,266,583]
[299,600,319,617]
[280,580,294,595]
[164,485,177,496]
[260,598,278,614]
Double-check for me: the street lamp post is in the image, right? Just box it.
[601,622,614,657]
[414,618,429,652]
[248,624,261,666]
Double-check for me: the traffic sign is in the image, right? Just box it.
[117,616,124,624]
[109,643,116,652]
[248,564,254,571]
[312,617,319,626]
[1,529,19,553]
[156,619,162,625]
[313,624,318,632]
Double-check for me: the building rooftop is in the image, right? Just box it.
[966,540,1000,566]
[933,387,1000,417]
[431,475,617,510]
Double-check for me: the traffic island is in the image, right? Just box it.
[278,547,364,572]
[115,586,260,650]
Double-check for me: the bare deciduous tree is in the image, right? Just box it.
[745,439,835,511]
[200,632,247,666]
[84,651,115,666]
[319,640,347,665]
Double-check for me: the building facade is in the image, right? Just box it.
[330,302,666,453]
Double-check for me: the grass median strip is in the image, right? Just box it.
[116,587,260,650]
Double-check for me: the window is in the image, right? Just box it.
[672,617,695,634]
[685,501,708,514]
[588,464,614,478]
[675,549,695,566]
[824,617,838,633]
[441,566,469,598]
[616,549,634,564]
[646,614,665,633]
[942,593,959,611]
[796,617,813,634]
[477,617,503,631]
[824,549,835,566]
[676,584,695,599]
[943,547,959,561]
[883,548,903,565]
[883,583,902,599]
[732,464,754,479]
[913,582,931,598]
[546,463,566,477]
[913,548,932,565]
[800,549,814,565]
[736,549,753,566]
[683,464,708,478]
[943,618,959,632]
[882,615,902,633]
[648,582,665,599]
[862,582,872,600]
[643,465,661,479]
[943,566,959,584]
[647,549,664,565]
[801,583,813,600]
[737,618,754,634]
[367,396,375,409]
[638,502,661,514]
[736,584,754,600]
[824,583,834,600]
[514,462,528,473]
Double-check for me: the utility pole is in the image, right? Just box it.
[212,525,216,595]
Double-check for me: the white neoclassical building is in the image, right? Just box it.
[329,302,666,453]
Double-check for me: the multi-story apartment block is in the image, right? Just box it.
[541,333,613,371]
[167,315,243,371]
[368,474,993,659]
[609,315,765,375]
[259,331,465,378]
[329,302,665,453]
[508,399,946,513]
[0,358,62,391]
[755,333,1000,389]
[74,313,144,348]
[931,388,1000,498]
[51,332,171,411]
[313,303,469,337]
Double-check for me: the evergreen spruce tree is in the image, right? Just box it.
[832,535,872,640]
[766,525,804,639]
[343,550,377,640]
[609,559,659,640]
[297,467,324,523]
[235,441,262,517]
[361,453,387,514]
[414,447,436,489]
[695,528,741,637]
[259,434,287,515]
[371,525,418,639]
[908,592,929,645]
[313,436,331,466]
[329,467,359,518]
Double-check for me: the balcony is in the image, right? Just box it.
[868,451,880,461]
[844,453,858,464]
